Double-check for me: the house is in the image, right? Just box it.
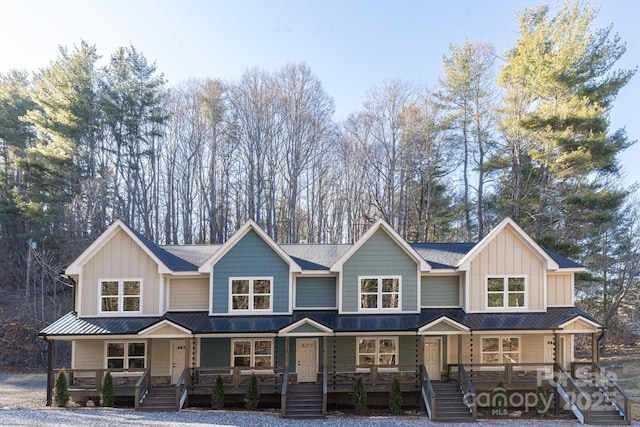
[40,217,632,423]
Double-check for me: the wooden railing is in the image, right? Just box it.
[51,368,146,390]
[458,364,477,421]
[572,362,632,424]
[322,365,327,416]
[134,368,150,409]
[174,368,188,411]
[460,362,555,385]
[420,364,436,420]
[555,363,589,424]
[188,366,280,390]
[327,364,419,388]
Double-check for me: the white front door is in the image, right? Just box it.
[543,335,555,378]
[296,339,318,383]
[424,338,441,381]
[171,340,187,384]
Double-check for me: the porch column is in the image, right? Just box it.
[147,339,152,376]
[458,334,462,365]
[284,337,290,373]
[45,338,53,406]
[323,336,327,369]
[592,333,599,364]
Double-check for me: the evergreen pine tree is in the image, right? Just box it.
[212,374,224,409]
[101,370,114,407]
[389,377,403,415]
[54,369,70,407]
[244,373,259,410]
[353,376,367,415]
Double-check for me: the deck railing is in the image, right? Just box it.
[420,363,436,420]
[174,368,188,410]
[134,368,151,409]
[458,364,478,420]
[458,362,556,386]
[51,368,146,391]
[555,363,589,423]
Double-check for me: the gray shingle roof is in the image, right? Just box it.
[280,244,351,270]
[40,307,600,337]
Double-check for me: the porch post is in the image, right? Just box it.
[458,334,462,365]
[147,339,152,377]
[45,338,53,406]
[323,336,327,370]
[592,333,599,364]
[284,337,290,374]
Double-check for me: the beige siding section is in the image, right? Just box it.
[562,319,596,331]
[151,339,171,375]
[468,227,545,312]
[547,273,573,306]
[73,340,104,369]
[80,229,160,316]
[168,278,209,311]
[455,334,546,364]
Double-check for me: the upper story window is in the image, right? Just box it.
[486,276,526,309]
[230,277,272,312]
[357,337,398,370]
[100,279,141,313]
[359,276,400,311]
[232,339,273,373]
[106,341,146,369]
[481,337,520,364]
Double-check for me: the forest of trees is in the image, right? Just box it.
[1,1,639,366]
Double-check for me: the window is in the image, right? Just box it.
[230,278,272,312]
[106,342,146,369]
[359,276,400,310]
[481,337,520,364]
[357,337,398,369]
[486,276,525,309]
[232,339,273,372]
[100,279,141,313]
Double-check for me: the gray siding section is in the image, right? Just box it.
[200,338,230,367]
[342,229,418,312]
[296,277,336,308]
[212,229,290,313]
[421,276,460,307]
[398,336,419,366]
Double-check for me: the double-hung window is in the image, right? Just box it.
[100,279,141,313]
[481,337,520,364]
[486,276,526,309]
[359,276,400,311]
[232,339,273,373]
[106,342,146,369]
[230,277,272,312]
[357,337,398,371]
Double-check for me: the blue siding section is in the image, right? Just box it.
[212,229,290,313]
[342,229,418,312]
[200,338,230,367]
[421,276,460,307]
[296,277,337,308]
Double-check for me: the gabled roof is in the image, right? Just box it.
[330,219,431,273]
[456,217,561,271]
[279,317,333,336]
[65,219,198,275]
[198,220,302,273]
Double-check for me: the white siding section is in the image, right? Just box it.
[168,278,209,311]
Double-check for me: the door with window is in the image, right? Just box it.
[423,338,441,381]
[296,339,318,382]
[171,340,187,384]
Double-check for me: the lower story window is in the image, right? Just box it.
[232,339,273,371]
[481,337,520,364]
[106,342,146,369]
[357,337,398,367]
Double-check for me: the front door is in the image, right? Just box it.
[424,338,441,381]
[296,339,318,383]
[543,336,555,378]
[171,340,187,384]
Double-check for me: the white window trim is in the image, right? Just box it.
[356,336,399,372]
[480,336,521,367]
[230,338,274,374]
[485,275,527,311]
[228,277,274,313]
[104,341,147,373]
[357,275,402,312]
[98,278,143,314]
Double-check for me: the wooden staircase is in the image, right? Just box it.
[283,383,324,419]
[581,384,628,425]
[137,387,179,411]
[432,381,475,423]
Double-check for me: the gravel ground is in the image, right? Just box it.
[0,374,637,427]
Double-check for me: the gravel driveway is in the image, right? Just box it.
[1,374,637,427]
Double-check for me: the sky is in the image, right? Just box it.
[1,0,639,187]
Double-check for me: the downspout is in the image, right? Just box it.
[43,336,53,406]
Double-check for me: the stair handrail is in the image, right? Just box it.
[322,364,328,416]
[593,362,632,423]
[420,363,437,420]
[280,369,289,416]
[174,367,188,411]
[134,368,151,409]
[458,364,477,420]
[555,363,590,424]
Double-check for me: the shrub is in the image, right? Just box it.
[492,379,507,417]
[244,373,259,410]
[101,370,114,407]
[212,374,224,409]
[389,377,403,415]
[353,376,367,415]
[54,369,70,407]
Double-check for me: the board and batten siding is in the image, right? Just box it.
[168,277,209,311]
[80,229,160,316]
[547,273,573,306]
[72,340,104,369]
[467,227,545,312]
[421,276,460,307]
[211,229,290,314]
[295,277,337,308]
[342,229,418,313]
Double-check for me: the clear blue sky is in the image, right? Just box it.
[1,0,638,187]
